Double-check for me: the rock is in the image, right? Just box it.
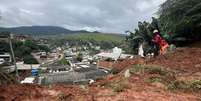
[124,69,131,78]
[169,44,176,51]
[152,82,167,89]
[195,64,201,68]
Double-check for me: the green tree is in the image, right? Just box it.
[126,18,160,54]
[23,55,38,64]
[158,0,201,40]
[57,58,70,65]
[24,40,39,50]
[77,53,83,62]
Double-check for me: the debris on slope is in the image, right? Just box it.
[147,48,201,72]
[1,48,201,101]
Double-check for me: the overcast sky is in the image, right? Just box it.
[0,0,165,33]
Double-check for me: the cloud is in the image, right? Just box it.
[0,0,165,33]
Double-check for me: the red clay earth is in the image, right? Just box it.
[147,47,201,72]
[0,47,201,101]
[98,57,145,71]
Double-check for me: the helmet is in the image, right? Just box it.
[153,30,159,33]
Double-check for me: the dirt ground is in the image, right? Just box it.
[0,47,201,101]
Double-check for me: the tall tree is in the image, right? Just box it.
[158,0,201,40]
[126,18,160,55]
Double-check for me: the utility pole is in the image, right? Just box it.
[9,33,19,80]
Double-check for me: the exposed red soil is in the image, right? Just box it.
[1,47,201,101]
[99,57,145,70]
[147,48,201,73]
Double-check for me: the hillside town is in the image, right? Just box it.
[1,0,201,101]
[0,34,134,85]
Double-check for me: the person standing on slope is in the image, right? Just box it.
[152,30,169,55]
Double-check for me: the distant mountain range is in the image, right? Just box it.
[0,26,95,35]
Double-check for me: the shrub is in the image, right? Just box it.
[189,80,201,91]
[105,58,113,62]
[146,76,165,83]
[129,64,144,74]
[110,68,121,75]
[168,80,201,92]
[146,67,168,76]
[109,80,130,92]
[23,55,39,64]
[57,58,70,65]
[57,92,66,101]
[76,53,83,62]
[130,65,174,77]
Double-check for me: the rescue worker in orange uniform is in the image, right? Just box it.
[152,30,169,55]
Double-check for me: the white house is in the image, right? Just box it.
[0,53,12,63]
[95,47,133,61]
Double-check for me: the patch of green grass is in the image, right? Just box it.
[56,58,70,66]
[190,80,201,91]
[130,65,174,77]
[108,80,130,92]
[57,92,74,101]
[146,67,168,76]
[129,64,144,74]
[146,76,165,83]
[130,65,201,93]
[57,92,66,101]
[168,80,201,92]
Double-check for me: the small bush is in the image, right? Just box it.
[189,80,201,91]
[76,53,83,62]
[23,55,39,64]
[110,68,121,75]
[109,80,130,92]
[105,58,113,62]
[57,58,70,65]
[168,80,201,92]
[168,81,189,91]
[58,93,74,101]
[129,64,145,74]
[58,92,66,101]
[130,65,173,77]
[146,76,164,83]
[146,67,168,76]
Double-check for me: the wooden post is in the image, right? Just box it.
[9,34,19,80]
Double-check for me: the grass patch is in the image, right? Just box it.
[168,80,201,92]
[57,92,66,101]
[130,64,174,77]
[57,92,74,101]
[108,79,130,92]
[145,76,174,87]
[129,64,144,74]
[146,76,166,83]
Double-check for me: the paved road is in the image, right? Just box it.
[32,51,64,66]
